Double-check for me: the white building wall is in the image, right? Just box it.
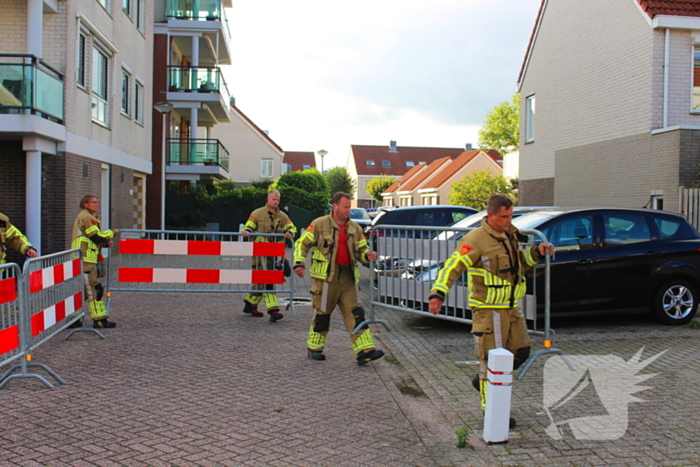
[519,0,654,182]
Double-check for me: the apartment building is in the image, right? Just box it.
[148,0,233,228]
[0,0,154,257]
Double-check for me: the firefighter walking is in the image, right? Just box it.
[71,195,118,329]
[0,212,38,264]
[294,192,384,365]
[428,194,553,427]
[242,189,296,322]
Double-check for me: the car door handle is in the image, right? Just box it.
[577,258,594,265]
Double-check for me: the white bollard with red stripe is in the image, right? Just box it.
[483,348,514,444]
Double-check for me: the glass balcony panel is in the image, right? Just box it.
[36,68,63,120]
[166,138,229,171]
[166,0,222,20]
[167,66,231,104]
[0,55,64,123]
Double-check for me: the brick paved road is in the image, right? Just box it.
[1,265,698,466]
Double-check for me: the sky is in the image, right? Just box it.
[224,0,542,170]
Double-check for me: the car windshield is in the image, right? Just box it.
[350,208,370,220]
[431,211,485,240]
[512,210,561,231]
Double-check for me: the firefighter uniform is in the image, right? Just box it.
[294,215,381,364]
[71,209,116,325]
[242,206,296,320]
[429,217,543,409]
[0,213,35,264]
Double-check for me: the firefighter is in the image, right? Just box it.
[428,194,553,427]
[71,195,118,329]
[294,192,384,365]
[0,213,38,264]
[241,189,296,322]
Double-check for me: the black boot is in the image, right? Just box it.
[308,350,326,361]
[356,348,385,366]
[243,301,263,317]
[93,318,116,328]
[269,311,284,322]
[472,375,480,392]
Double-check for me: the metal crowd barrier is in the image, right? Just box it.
[367,224,573,376]
[0,248,91,389]
[111,229,297,315]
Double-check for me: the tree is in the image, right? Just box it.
[478,94,519,155]
[449,169,517,210]
[325,167,356,198]
[365,176,398,203]
[273,168,331,217]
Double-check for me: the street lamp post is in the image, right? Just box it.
[317,149,328,175]
[154,101,175,230]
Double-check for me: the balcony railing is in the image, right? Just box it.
[167,138,230,171]
[168,66,231,106]
[0,54,64,123]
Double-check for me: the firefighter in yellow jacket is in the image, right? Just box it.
[71,195,118,329]
[242,189,296,322]
[0,213,38,264]
[428,194,552,426]
[294,192,384,365]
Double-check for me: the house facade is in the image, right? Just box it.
[149,0,233,228]
[0,0,154,257]
[346,141,473,209]
[518,0,700,211]
[209,104,284,187]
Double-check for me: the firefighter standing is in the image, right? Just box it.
[294,192,385,365]
[428,194,553,426]
[71,195,118,329]
[0,213,38,264]
[242,189,296,322]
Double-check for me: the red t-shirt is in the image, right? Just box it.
[336,224,350,266]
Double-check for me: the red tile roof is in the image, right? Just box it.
[518,0,700,87]
[421,150,482,190]
[351,144,469,176]
[398,157,452,192]
[283,151,316,172]
[382,179,401,195]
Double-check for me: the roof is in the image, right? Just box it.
[383,163,425,194]
[421,150,483,189]
[230,104,284,153]
[398,157,452,192]
[350,144,468,176]
[283,151,316,172]
[517,0,700,87]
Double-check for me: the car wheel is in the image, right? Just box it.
[652,279,698,325]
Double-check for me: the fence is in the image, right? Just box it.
[679,186,700,231]
[0,249,91,389]
[368,224,572,377]
[111,229,297,314]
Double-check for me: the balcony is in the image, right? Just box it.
[0,54,64,123]
[163,0,232,62]
[167,66,231,123]
[166,138,230,180]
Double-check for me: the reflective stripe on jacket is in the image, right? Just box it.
[0,213,33,265]
[243,206,297,243]
[293,215,370,284]
[71,210,114,264]
[430,217,541,309]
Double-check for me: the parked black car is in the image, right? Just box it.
[350,208,372,234]
[410,207,700,325]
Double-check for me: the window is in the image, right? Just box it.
[134,81,144,123]
[654,218,681,239]
[121,71,130,116]
[381,160,391,167]
[603,214,651,245]
[92,46,109,124]
[97,0,109,10]
[302,164,311,169]
[123,0,130,14]
[77,33,86,87]
[418,161,426,165]
[286,164,293,172]
[83,163,89,179]
[525,94,535,142]
[135,0,143,30]
[261,159,273,178]
[405,161,414,167]
[539,215,594,251]
[366,159,376,166]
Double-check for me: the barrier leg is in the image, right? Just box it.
[0,359,66,389]
[64,316,106,340]
[483,348,514,444]
[516,348,576,381]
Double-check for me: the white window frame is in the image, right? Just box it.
[525,94,536,143]
[135,0,144,31]
[77,32,86,87]
[134,79,144,124]
[121,70,130,116]
[261,159,273,178]
[98,0,110,11]
[122,0,131,16]
[92,45,110,125]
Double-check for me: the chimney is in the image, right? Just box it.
[230,97,236,106]
[389,140,398,152]
[466,143,473,151]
